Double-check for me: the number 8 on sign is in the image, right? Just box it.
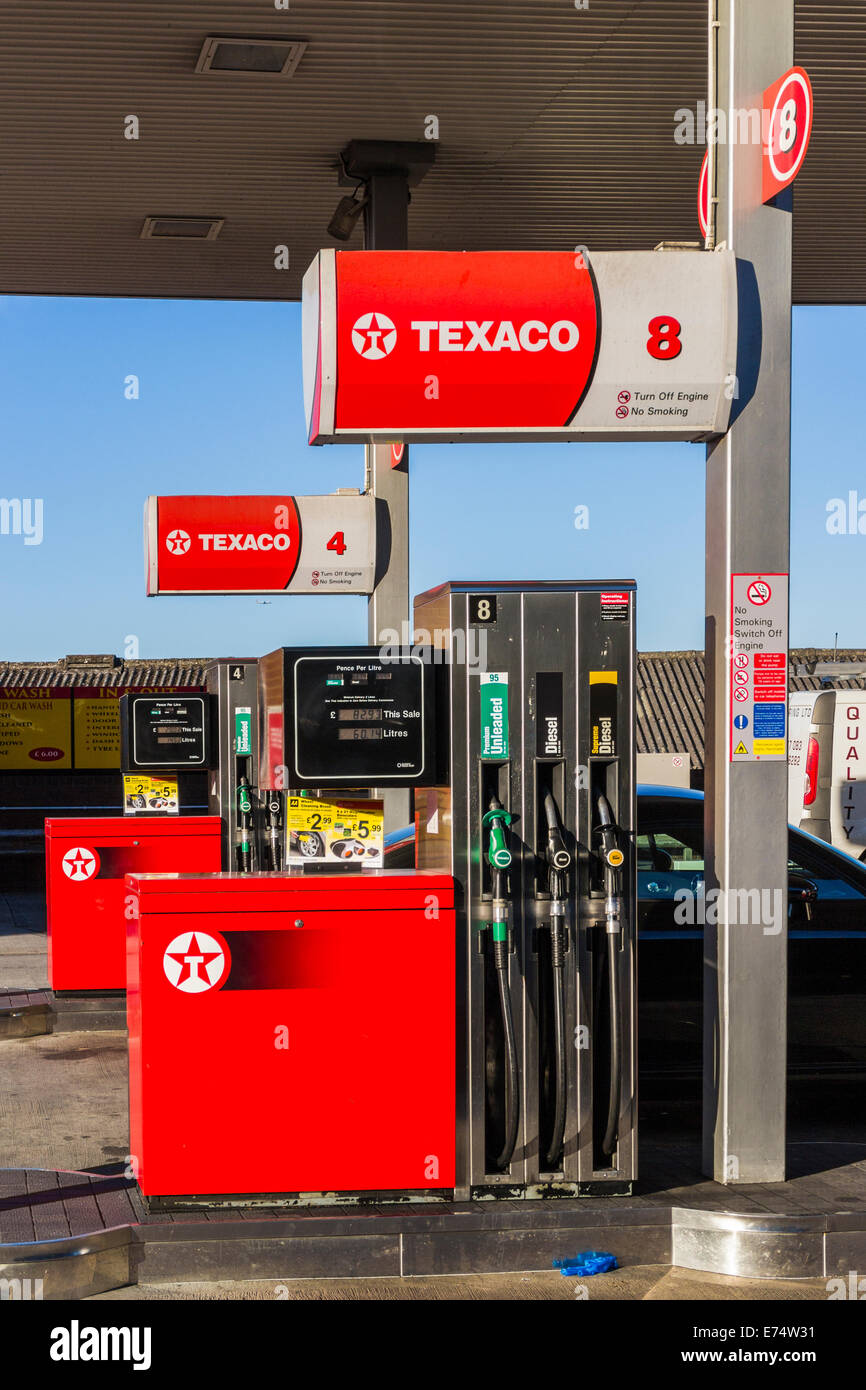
[646,316,682,361]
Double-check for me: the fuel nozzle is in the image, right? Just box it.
[595,794,624,934]
[266,792,283,872]
[482,798,513,942]
[543,789,571,902]
[237,775,253,873]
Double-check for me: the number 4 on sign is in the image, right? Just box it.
[327,532,347,556]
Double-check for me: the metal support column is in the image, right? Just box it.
[703,0,793,1182]
[337,141,434,832]
[363,164,410,662]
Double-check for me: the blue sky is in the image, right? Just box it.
[0,295,862,661]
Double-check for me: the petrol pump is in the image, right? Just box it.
[414,580,637,1196]
[205,660,267,871]
[127,584,636,1204]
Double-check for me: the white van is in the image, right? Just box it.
[788,690,866,859]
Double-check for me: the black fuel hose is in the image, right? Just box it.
[596,795,622,1158]
[543,790,570,1170]
[602,927,622,1157]
[493,886,520,1174]
[547,932,568,1169]
[487,795,520,1173]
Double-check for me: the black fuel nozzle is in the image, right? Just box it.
[542,789,571,890]
[595,794,624,935]
[266,792,283,872]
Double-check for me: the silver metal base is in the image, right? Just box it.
[3,1201,863,1294]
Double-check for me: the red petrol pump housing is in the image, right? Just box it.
[45,817,222,991]
[127,870,456,1200]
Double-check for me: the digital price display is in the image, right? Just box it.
[285,650,433,784]
[121,695,211,770]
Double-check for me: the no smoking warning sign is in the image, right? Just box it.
[729,573,789,763]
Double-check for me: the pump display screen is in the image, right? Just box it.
[125,696,209,769]
[292,654,428,782]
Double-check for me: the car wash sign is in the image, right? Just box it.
[303,249,738,444]
[145,494,375,595]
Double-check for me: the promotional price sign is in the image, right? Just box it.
[729,573,789,762]
[285,796,384,868]
[303,249,738,444]
[122,774,179,815]
[762,66,813,204]
[145,493,375,595]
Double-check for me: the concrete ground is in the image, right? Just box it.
[0,1029,129,1173]
[0,889,48,991]
[0,888,856,1301]
[0,1024,840,1304]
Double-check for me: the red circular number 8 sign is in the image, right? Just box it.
[763,67,813,203]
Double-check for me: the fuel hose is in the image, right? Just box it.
[238,776,252,873]
[483,800,519,1172]
[596,795,624,1158]
[543,790,571,1170]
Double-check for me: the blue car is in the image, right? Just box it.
[387,785,866,1087]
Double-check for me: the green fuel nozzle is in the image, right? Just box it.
[482,804,513,871]
[482,800,514,943]
[237,775,253,873]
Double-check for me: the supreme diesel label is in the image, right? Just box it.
[590,672,618,757]
[304,249,738,443]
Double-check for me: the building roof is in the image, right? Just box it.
[0,659,209,690]
[638,649,866,768]
[0,1,863,304]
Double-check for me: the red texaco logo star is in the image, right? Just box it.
[163,930,230,994]
[165,529,191,556]
[61,846,99,881]
[351,312,397,360]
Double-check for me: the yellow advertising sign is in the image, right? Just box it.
[285,796,384,868]
[122,774,179,815]
[0,689,72,769]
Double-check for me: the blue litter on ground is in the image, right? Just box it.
[554,1251,618,1277]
